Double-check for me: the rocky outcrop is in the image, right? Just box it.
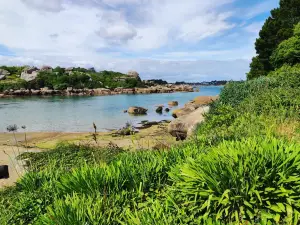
[191,96,219,105]
[168,106,210,140]
[127,70,140,78]
[128,106,148,115]
[40,66,53,72]
[168,101,178,106]
[93,88,111,95]
[172,96,218,118]
[21,67,39,81]
[0,69,10,75]
[0,83,196,97]
[0,69,10,80]
[172,106,197,118]
[168,95,219,140]
[2,88,62,96]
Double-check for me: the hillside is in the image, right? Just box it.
[0,2,300,225]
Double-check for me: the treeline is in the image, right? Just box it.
[175,80,227,85]
[247,0,300,79]
[0,67,145,91]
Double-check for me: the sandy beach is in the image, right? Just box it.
[0,123,176,188]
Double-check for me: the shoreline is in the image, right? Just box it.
[0,84,196,98]
[0,95,218,188]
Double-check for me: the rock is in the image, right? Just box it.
[40,65,53,71]
[168,101,178,106]
[156,106,163,113]
[123,110,127,113]
[127,70,140,78]
[0,75,6,80]
[128,106,148,115]
[21,67,39,81]
[168,106,210,140]
[65,67,74,71]
[172,107,193,118]
[0,69,10,76]
[165,108,170,112]
[193,96,219,105]
[93,88,111,95]
[31,90,41,95]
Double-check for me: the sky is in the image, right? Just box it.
[0,0,279,82]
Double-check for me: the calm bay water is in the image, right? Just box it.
[0,86,222,132]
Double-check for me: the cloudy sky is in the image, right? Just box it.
[0,0,279,82]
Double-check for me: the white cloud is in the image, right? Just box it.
[21,0,64,12]
[0,0,270,81]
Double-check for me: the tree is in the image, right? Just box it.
[248,0,300,79]
[271,22,300,69]
[247,56,267,80]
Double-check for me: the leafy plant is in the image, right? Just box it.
[169,137,300,224]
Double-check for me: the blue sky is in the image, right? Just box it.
[0,0,279,82]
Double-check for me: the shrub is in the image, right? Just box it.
[268,64,300,88]
[241,87,300,119]
[271,36,300,69]
[218,77,278,107]
[169,137,300,224]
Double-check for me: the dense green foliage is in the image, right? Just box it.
[247,0,300,79]
[271,24,300,69]
[0,65,299,224]
[1,3,300,224]
[0,67,144,91]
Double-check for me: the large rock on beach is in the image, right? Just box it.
[128,106,148,115]
[168,106,210,140]
[172,106,197,118]
[168,101,178,106]
[192,96,219,105]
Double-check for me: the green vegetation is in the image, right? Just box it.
[1,2,300,225]
[247,0,300,79]
[0,67,144,91]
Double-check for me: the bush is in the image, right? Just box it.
[271,36,300,68]
[268,64,300,88]
[168,137,300,224]
[218,77,278,107]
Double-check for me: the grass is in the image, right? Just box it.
[0,62,300,224]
